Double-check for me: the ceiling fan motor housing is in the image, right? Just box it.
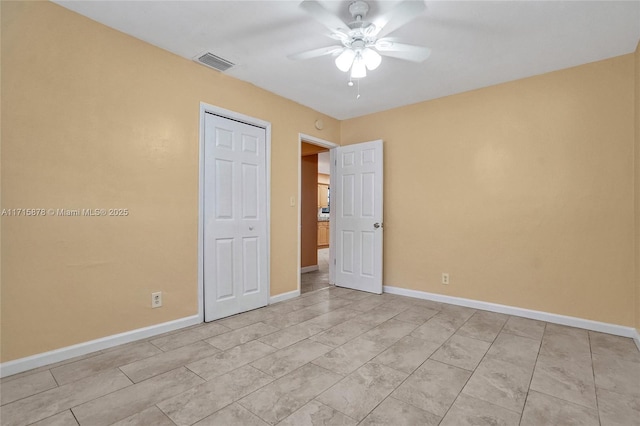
[349,1,369,18]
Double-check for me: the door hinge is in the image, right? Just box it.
[334,258,336,265]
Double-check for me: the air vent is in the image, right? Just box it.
[196,52,234,72]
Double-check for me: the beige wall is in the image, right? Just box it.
[342,55,636,327]
[0,1,339,362]
[2,0,638,363]
[635,41,640,334]
[301,152,318,268]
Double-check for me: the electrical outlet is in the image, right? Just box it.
[152,292,162,308]
[442,273,450,285]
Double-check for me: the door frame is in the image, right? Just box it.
[198,102,272,322]
[298,134,339,293]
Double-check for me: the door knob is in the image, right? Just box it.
[249,226,254,231]
[374,223,382,229]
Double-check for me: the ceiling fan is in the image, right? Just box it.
[289,0,431,79]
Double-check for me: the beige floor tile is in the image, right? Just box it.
[596,388,640,426]
[72,367,203,426]
[347,296,387,312]
[50,342,162,385]
[405,298,444,311]
[520,390,599,426]
[410,315,459,345]
[391,359,471,417]
[278,400,356,426]
[187,340,276,380]
[0,352,101,384]
[502,316,545,341]
[317,363,408,421]
[393,307,439,325]
[150,323,230,351]
[1,369,131,426]
[30,410,79,426]
[0,370,58,405]
[216,309,276,330]
[589,331,640,363]
[312,336,386,375]
[439,393,520,426]
[359,319,418,347]
[373,336,441,374]
[111,406,176,426]
[258,327,311,349]
[485,332,540,369]
[120,341,218,383]
[250,340,332,378]
[257,308,358,349]
[157,365,273,426]
[455,310,508,343]
[262,307,325,329]
[312,320,416,375]
[530,353,597,409]
[539,324,591,360]
[205,321,279,350]
[306,298,354,314]
[302,307,361,329]
[238,363,342,424]
[360,397,440,426]
[592,352,640,397]
[439,304,477,321]
[193,403,268,426]
[431,334,491,371]
[462,357,532,413]
[352,305,408,326]
[309,319,375,347]
[334,290,374,302]
[9,293,640,426]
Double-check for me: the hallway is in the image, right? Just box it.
[301,248,331,294]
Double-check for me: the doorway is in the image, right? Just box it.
[298,134,338,295]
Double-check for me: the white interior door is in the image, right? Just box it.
[334,140,383,294]
[204,112,268,321]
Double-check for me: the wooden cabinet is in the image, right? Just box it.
[318,184,329,208]
[317,221,329,248]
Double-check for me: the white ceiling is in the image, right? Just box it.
[54,1,640,120]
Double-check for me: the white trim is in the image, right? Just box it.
[199,103,271,322]
[301,265,319,273]
[634,329,640,352]
[297,133,339,295]
[269,289,300,305]
[384,285,640,340]
[0,315,201,378]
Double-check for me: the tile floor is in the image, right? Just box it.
[300,248,331,294]
[1,286,639,426]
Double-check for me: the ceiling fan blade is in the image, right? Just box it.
[372,0,427,38]
[288,45,343,61]
[375,42,431,63]
[300,0,350,33]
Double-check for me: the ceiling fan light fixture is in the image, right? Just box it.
[362,48,381,70]
[335,49,356,72]
[350,54,367,79]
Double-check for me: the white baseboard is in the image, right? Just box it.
[300,265,319,274]
[634,329,640,352]
[270,289,300,304]
[383,286,639,341]
[0,315,201,378]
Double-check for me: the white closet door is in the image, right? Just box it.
[204,113,268,321]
